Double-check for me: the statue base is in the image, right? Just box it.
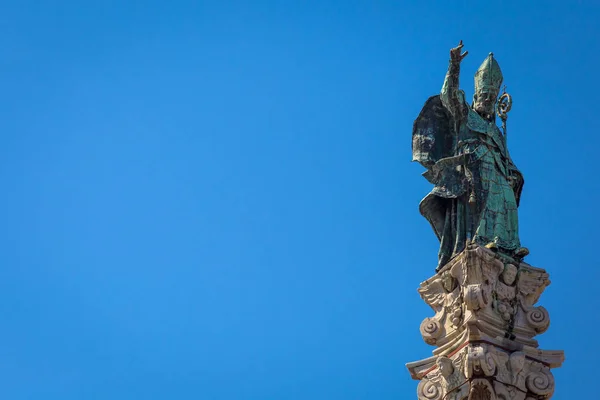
[406,244,564,399]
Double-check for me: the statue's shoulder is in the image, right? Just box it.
[412,95,454,166]
[414,95,449,131]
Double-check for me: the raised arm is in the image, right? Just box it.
[441,41,468,118]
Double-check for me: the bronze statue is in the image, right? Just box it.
[412,41,529,271]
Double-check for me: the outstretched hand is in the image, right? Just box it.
[450,40,468,64]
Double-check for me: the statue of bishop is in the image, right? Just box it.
[412,41,529,271]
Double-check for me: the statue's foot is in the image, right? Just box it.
[514,247,530,258]
[485,242,498,252]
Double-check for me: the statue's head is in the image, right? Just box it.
[441,271,457,292]
[436,356,454,378]
[502,264,518,286]
[473,53,503,120]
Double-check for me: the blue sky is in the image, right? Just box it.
[1,1,598,398]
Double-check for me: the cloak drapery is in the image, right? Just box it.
[412,94,524,270]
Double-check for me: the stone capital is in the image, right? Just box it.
[407,245,564,399]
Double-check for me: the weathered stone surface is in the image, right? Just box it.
[407,245,564,399]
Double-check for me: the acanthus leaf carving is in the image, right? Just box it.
[464,284,489,311]
[517,269,550,307]
[407,246,563,400]
[418,272,463,345]
[516,268,551,334]
[468,379,496,400]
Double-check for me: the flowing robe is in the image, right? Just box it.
[412,74,524,270]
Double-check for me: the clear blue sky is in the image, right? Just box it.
[1,1,597,398]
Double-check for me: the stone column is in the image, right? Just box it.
[406,244,564,399]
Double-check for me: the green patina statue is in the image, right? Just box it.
[412,41,529,271]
